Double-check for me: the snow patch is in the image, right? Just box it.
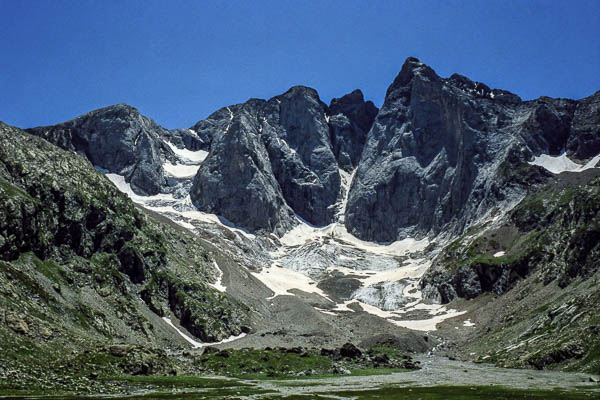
[105,174,175,203]
[163,162,201,178]
[528,152,600,174]
[166,141,208,163]
[360,259,431,286]
[325,300,465,331]
[162,317,246,348]
[209,260,227,292]
[250,263,331,301]
[463,319,475,327]
[278,218,429,258]
[493,251,505,258]
[105,174,255,240]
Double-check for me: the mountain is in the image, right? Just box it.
[9,56,600,386]
[189,86,375,232]
[345,57,600,242]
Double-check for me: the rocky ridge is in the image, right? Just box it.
[345,57,600,242]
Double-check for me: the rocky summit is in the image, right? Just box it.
[2,57,600,395]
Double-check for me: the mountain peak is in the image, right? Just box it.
[387,57,440,94]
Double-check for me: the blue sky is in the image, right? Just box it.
[1,0,599,129]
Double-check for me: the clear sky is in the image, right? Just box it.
[1,0,599,129]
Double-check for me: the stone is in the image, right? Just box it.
[108,345,132,357]
[339,342,362,359]
[6,314,28,335]
[373,353,390,364]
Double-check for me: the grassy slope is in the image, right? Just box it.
[423,166,600,373]
[0,122,249,391]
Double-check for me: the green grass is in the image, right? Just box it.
[196,348,334,378]
[323,385,600,400]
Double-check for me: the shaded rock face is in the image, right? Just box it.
[27,104,175,196]
[190,100,296,235]
[165,128,207,151]
[567,91,600,160]
[328,89,378,171]
[345,57,600,242]
[190,86,366,232]
[262,86,341,225]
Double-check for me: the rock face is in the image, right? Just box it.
[345,57,600,242]
[262,86,340,225]
[328,89,378,171]
[190,86,367,232]
[421,169,600,303]
[190,100,296,235]
[27,104,176,196]
[567,91,600,159]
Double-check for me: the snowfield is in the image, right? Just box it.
[163,162,201,178]
[105,167,467,333]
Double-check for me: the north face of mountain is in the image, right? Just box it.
[344,57,600,243]
[190,86,360,231]
[27,104,176,196]
[190,99,296,235]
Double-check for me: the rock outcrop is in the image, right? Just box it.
[190,100,296,235]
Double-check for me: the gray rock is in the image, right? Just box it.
[6,314,28,335]
[166,128,208,151]
[190,100,296,235]
[262,86,341,226]
[345,57,598,242]
[27,104,175,196]
[567,91,600,160]
[328,89,378,171]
